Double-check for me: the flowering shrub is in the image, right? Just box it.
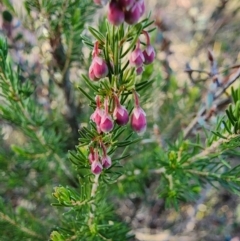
[1,1,240,241]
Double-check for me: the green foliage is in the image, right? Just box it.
[1,1,240,241]
[0,0,97,239]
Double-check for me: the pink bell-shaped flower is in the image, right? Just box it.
[90,149,103,175]
[100,143,112,168]
[89,56,109,81]
[113,94,129,126]
[142,31,155,65]
[108,1,125,26]
[131,107,146,133]
[90,96,104,133]
[101,155,112,168]
[129,40,145,67]
[91,107,103,126]
[124,0,145,25]
[130,91,147,133]
[100,97,114,133]
[100,113,114,133]
[91,160,103,175]
[143,45,155,65]
[89,41,109,81]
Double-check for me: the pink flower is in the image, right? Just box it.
[89,56,109,81]
[142,31,155,65]
[113,95,129,125]
[100,97,114,133]
[143,45,155,65]
[124,0,145,25]
[91,160,103,175]
[100,112,114,133]
[130,91,147,133]
[131,107,147,133]
[90,149,103,175]
[101,155,112,168]
[100,143,112,168]
[91,107,103,126]
[89,42,109,81]
[90,96,104,133]
[108,1,125,26]
[130,40,145,67]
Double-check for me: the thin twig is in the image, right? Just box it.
[183,67,240,138]
[49,23,79,143]
[0,211,44,239]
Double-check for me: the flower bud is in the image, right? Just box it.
[100,97,114,133]
[130,106,147,133]
[124,0,145,25]
[100,111,114,133]
[143,45,155,65]
[113,95,129,125]
[101,155,112,168]
[91,96,103,133]
[130,91,147,133]
[91,107,103,126]
[130,41,145,67]
[89,56,109,81]
[108,1,125,26]
[91,160,103,175]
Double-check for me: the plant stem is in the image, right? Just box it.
[88,174,100,227]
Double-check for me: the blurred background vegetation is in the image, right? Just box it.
[1,0,240,240]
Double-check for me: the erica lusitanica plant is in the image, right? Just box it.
[51,0,155,240]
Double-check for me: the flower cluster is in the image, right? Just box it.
[89,145,112,175]
[89,92,146,174]
[130,30,155,75]
[107,0,145,25]
[88,0,155,175]
[91,93,146,134]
